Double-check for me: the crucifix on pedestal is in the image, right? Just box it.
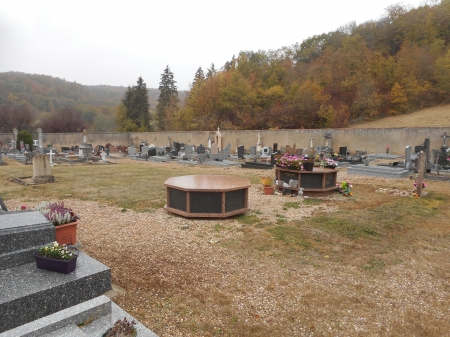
[48,149,54,166]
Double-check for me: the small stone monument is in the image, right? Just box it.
[0,152,6,166]
[215,127,222,151]
[256,133,262,153]
[13,128,18,154]
[37,128,44,155]
[31,154,55,184]
[79,129,93,160]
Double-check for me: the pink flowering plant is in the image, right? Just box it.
[275,153,306,170]
[35,201,79,226]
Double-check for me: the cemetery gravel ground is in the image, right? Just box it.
[2,158,450,336]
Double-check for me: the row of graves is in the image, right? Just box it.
[347,132,450,181]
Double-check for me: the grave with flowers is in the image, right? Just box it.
[274,150,338,197]
[0,209,157,336]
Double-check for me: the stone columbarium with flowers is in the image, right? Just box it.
[274,145,338,197]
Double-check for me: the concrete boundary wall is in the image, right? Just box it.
[1,127,449,155]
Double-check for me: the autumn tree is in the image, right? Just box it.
[0,104,33,132]
[156,66,179,130]
[206,63,217,79]
[40,106,86,132]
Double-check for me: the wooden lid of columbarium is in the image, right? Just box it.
[164,175,251,218]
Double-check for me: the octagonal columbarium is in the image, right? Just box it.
[164,175,251,218]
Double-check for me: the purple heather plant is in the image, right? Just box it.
[36,201,79,226]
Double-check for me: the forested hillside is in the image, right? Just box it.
[2,1,450,133]
[0,72,185,132]
[174,1,450,130]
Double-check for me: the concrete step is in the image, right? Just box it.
[0,252,111,333]
[40,324,87,337]
[0,211,54,270]
[0,296,158,337]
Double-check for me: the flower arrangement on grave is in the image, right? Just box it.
[275,153,306,170]
[385,145,390,153]
[336,181,353,196]
[321,155,338,168]
[35,201,79,226]
[36,241,78,260]
[260,176,273,187]
[411,181,426,198]
[103,317,137,337]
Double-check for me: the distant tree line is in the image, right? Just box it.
[3,1,450,133]
[171,0,450,130]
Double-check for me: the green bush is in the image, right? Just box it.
[17,130,33,151]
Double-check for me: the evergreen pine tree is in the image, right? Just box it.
[206,63,216,79]
[156,65,179,130]
[120,77,151,130]
[192,67,205,88]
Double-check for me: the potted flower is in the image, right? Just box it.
[260,176,274,195]
[321,156,338,169]
[34,241,78,274]
[275,153,306,170]
[36,201,79,245]
[385,145,390,154]
[303,156,314,171]
[103,317,137,337]
[336,181,353,196]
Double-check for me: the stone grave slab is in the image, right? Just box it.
[0,252,111,332]
[347,165,410,178]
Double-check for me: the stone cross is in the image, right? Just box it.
[48,149,54,166]
[309,137,315,148]
[441,132,448,146]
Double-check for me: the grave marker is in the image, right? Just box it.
[211,143,219,154]
[416,151,426,197]
[237,145,244,159]
[222,143,231,157]
[441,131,448,146]
[31,154,55,184]
[405,146,412,170]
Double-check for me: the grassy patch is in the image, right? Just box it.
[308,216,379,238]
[267,225,312,249]
[283,201,300,209]
[303,198,326,205]
[276,214,287,224]
[235,214,260,226]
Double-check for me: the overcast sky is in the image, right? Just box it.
[0,0,427,91]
